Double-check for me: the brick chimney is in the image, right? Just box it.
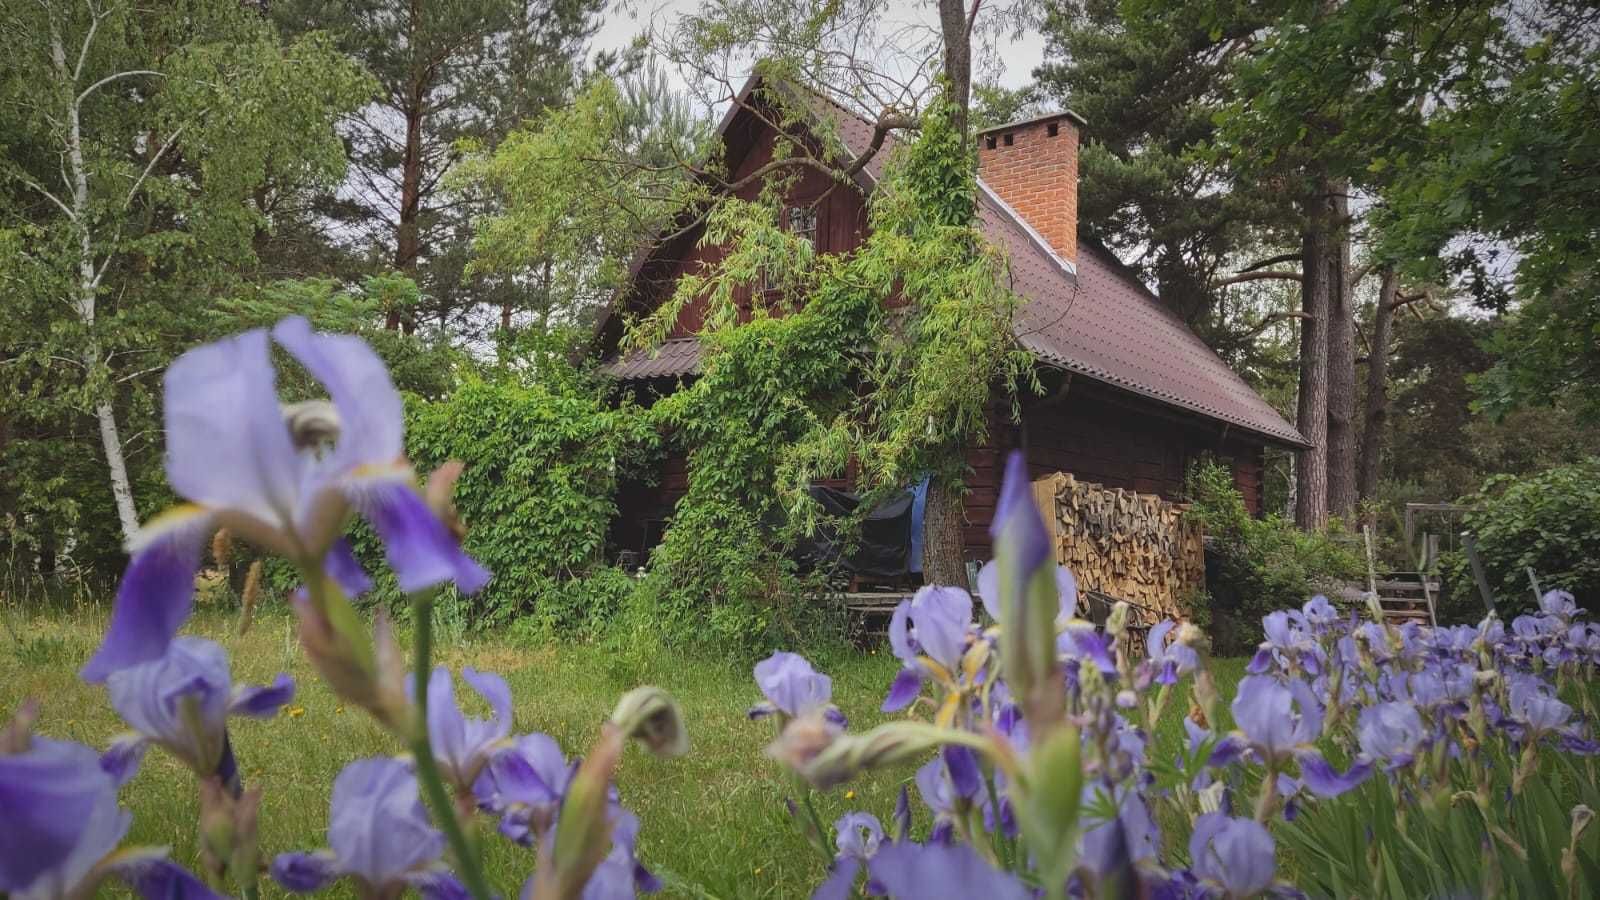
[977,111,1085,267]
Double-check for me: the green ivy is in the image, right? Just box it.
[629,92,1030,651]
[345,367,659,633]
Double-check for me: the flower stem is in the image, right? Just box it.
[799,790,835,867]
[410,592,495,900]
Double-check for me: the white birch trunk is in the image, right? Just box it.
[53,13,142,541]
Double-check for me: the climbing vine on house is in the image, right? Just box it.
[631,94,1034,648]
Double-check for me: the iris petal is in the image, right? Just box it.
[322,539,373,597]
[867,841,1031,900]
[1295,750,1372,798]
[108,848,228,900]
[327,758,444,886]
[229,673,296,718]
[350,477,490,595]
[100,734,149,788]
[812,858,862,900]
[270,850,341,893]
[163,329,301,527]
[81,508,214,682]
[881,668,922,712]
[272,317,403,480]
[404,868,471,900]
[0,738,126,894]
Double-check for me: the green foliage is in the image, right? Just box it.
[1278,724,1600,897]
[377,371,660,632]
[1444,459,1600,617]
[1183,461,1361,654]
[0,0,369,574]
[460,70,711,329]
[267,0,607,335]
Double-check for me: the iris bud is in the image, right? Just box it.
[1021,724,1084,890]
[611,686,689,758]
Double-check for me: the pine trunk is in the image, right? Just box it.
[937,0,972,140]
[1294,190,1332,531]
[921,473,969,588]
[390,80,424,332]
[1325,185,1357,522]
[1357,267,1398,506]
[916,0,977,589]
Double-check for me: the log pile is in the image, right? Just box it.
[1030,472,1203,620]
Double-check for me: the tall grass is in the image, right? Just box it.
[1,601,1242,898]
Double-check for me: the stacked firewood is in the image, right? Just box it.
[1030,472,1202,621]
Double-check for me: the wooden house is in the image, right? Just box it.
[596,78,1307,568]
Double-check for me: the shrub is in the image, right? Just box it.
[1183,461,1362,655]
[1445,457,1600,617]
[354,372,659,631]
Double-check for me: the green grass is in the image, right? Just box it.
[2,600,1244,899]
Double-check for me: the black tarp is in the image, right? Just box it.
[792,485,917,578]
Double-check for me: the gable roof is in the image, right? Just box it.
[601,77,1306,448]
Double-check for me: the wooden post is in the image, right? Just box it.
[1362,524,1379,598]
[1462,532,1496,616]
[1526,566,1543,605]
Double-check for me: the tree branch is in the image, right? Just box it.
[77,69,163,106]
[18,175,76,221]
[1239,310,1312,339]
[1215,270,1303,287]
[1236,252,1301,273]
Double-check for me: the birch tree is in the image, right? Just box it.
[0,0,368,549]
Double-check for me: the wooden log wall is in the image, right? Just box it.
[1030,472,1203,620]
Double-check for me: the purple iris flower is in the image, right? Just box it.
[533,810,660,900]
[976,559,1078,624]
[83,317,490,683]
[1301,595,1340,629]
[1230,676,1322,761]
[1356,701,1425,769]
[1540,590,1578,620]
[865,841,1031,900]
[915,752,986,843]
[1508,679,1574,735]
[102,637,292,786]
[1229,675,1369,798]
[1188,813,1277,898]
[750,652,845,727]
[424,666,512,792]
[1058,622,1118,676]
[1079,785,1161,877]
[1147,620,1200,685]
[825,811,889,898]
[882,585,976,711]
[473,732,575,845]
[271,757,465,899]
[0,735,221,900]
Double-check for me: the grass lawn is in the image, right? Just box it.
[2,600,1246,899]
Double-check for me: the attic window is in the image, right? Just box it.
[1003,133,1014,146]
[786,205,819,247]
[985,135,997,150]
[1047,122,1059,137]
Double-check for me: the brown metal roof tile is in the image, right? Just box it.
[600,337,701,380]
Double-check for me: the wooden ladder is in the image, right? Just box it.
[1364,525,1438,626]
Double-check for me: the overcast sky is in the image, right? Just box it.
[593,0,1049,96]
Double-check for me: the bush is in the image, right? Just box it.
[1445,457,1600,617]
[351,371,659,631]
[1183,461,1362,655]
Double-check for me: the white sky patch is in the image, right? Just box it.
[595,0,1047,96]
